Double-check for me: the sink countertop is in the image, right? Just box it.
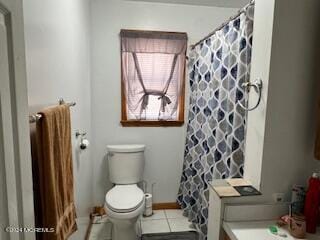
[223,220,320,240]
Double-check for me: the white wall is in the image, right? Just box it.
[127,0,249,8]
[24,0,93,217]
[261,0,320,198]
[21,0,320,225]
[243,0,275,190]
[245,0,320,201]
[90,0,239,204]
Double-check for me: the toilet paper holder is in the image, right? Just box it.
[75,130,87,138]
[75,130,89,150]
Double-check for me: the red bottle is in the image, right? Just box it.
[304,173,320,233]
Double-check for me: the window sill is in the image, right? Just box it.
[120,120,184,127]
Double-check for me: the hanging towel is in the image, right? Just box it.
[315,99,320,160]
[34,105,77,240]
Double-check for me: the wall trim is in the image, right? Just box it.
[152,202,181,210]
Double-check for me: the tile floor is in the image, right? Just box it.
[88,215,112,240]
[69,217,91,240]
[83,209,196,240]
[140,210,196,235]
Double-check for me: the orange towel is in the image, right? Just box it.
[33,105,77,240]
[315,99,320,160]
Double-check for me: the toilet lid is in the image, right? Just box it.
[105,185,144,213]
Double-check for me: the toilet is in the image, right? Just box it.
[105,144,146,240]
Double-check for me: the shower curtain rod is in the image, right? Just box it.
[190,0,255,50]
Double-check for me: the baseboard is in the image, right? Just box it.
[152,202,181,210]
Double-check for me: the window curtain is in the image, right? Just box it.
[177,3,254,239]
[121,30,187,120]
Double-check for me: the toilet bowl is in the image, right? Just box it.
[105,144,146,240]
[105,185,145,240]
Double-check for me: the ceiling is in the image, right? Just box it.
[126,0,250,8]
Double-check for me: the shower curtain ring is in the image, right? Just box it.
[238,78,263,111]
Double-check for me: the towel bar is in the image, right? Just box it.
[29,98,76,123]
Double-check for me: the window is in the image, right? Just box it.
[120,29,187,127]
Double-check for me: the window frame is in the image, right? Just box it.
[120,29,187,127]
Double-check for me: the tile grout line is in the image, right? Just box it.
[164,210,173,233]
[140,209,197,236]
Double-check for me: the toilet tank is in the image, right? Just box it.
[107,144,145,184]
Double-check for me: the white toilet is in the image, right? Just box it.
[105,144,146,240]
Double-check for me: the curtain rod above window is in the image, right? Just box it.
[120,29,188,40]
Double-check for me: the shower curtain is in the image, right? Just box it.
[178,3,254,239]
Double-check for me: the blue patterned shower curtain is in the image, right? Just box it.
[177,4,254,239]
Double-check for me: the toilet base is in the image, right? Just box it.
[111,216,140,240]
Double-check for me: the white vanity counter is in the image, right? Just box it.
[208,180,320,240]
[223,220,320,240]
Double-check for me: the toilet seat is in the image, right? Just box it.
[105,185,144,213]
